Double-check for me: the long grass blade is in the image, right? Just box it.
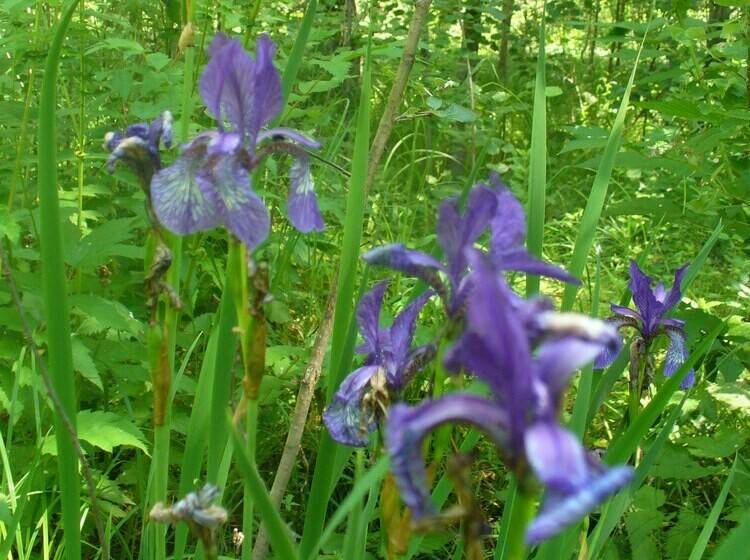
[298,36,372,558]
[688,454,739,560]
[306,456,390,560]
[561,31,648,311]
[279,0,318,112]
[37,2,83,557]
[229,414,299,560]
[525,13,546,297]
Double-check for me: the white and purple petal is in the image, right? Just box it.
[323,365,382,447]
[150,141,222,235]
[386,396,508,520]
[663,326,694,388]
[202,151,270,249]
[287,154,324,233]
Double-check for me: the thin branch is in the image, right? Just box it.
[251,286,336,560]
[0,242,109,560]
[365,0,432,193]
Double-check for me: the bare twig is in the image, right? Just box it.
[251,287,336,560]
[365,0,432,193]
[0,242,109,560]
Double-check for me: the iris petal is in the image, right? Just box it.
[526,465,633,544]
[150,141,222,235]
[287,154,324,233]
[323,365,382,447]
[203,152,270,250]
[386,396,508,520]
[355,282,388,357]
[663,326,694,388]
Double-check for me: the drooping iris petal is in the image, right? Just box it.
[287,154,324,233]
[525,423,588,492]
[363,244,447,292]
[323,365,382,447]
[496,249,579,284]
[355,281,388,356]
[593,316,637,369]
[535,336,613,404]
[386,396,508,520]
[524,423,633,544]
[526,465,633,545]
[202,152,270,250]
[106,136,154,178]
[610,304,643,324]
[151,140,222,235]
[256,127,321,149]
[663,326,694,388]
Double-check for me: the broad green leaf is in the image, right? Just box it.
[43,410,148,455]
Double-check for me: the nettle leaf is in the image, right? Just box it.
[70,294,142,336]
[43,410,148,455]
[650,444,721,480]
[708,381,750,411]
[684,428,747,458]
[86,37,145,56]
[266,345,305,376]
[433,103,477,123]
[665,509,702,560]
[626,486,666,560]
[65,218,142,268]
[71,338,103,390]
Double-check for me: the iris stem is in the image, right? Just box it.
[505,483,535,560]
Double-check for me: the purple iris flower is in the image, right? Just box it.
[386,251,632,544]
[323,281,435,447]
[104,111,173,189]
[363,173,577,314]
[594,260,694,388]
[149,34,324,251]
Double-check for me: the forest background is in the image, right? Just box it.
[0,0,749,559]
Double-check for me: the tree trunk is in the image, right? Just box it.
[499,0,515,83]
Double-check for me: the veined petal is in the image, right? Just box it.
[363,244,447,293]
[202,151,270,249]
[323,365,381,446]
[496,249,579,284]
[151,140,222,235]
[663,326,694,388]
[526,465,633,545]
[256,127,321,149]
[386,396,508,520]
[592,316,638,369]
[288,153,324,232]
[356,281,388,356]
